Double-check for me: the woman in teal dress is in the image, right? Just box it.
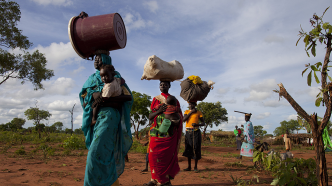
[79,54,133,186]
[239,113,255,159]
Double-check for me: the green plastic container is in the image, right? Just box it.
[159,119,171,133]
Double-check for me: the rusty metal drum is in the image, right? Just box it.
[68,12,127,59]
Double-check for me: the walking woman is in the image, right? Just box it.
[79,54,133,186]
[143,80,183,186]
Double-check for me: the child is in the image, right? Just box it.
[91,64,122,125]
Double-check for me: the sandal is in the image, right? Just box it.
[158,182,172,186]
[183,168,191,171]
[143,181,157,186]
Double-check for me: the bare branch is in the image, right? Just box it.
[277,83,311,122]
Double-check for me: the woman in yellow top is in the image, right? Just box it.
[182,101,205,172]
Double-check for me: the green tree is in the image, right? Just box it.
[254,125,267,138]
[0,123,9,131]
[9,117,25,131]
[74,128,84,135]
[52,121,63,132]
[130,91,151,140]
[273,120,301,136]
[0,0,54,90]
[64,128,72,134]
[275,7,332,185]
[196,101,228,138]
[24,106,51,138]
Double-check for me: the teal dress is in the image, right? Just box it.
[240,121,255,157]
[79,54,133,186]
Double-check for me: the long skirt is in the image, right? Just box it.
[182,129,202,160]
[236,137,242,150]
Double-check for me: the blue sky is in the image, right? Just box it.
[1,0,331,134]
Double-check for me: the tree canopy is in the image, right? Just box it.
[0,0,54,90]
[130,91,151,139]
[253,125,267,138]
[52,121,63,131]
[197,101,228,138]
[273,119,301,136]
[24,107,51,126]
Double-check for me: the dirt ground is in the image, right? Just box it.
[1,142,332,186]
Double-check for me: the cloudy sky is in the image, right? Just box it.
[1,0,331,134]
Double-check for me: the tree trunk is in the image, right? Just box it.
[313,129,328,186]
[136,123,140,140]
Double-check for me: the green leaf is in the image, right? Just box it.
[270,178,279,186]
[322,22,331,30]
[310,65,318,71]
[315,97,323,107]
[315,62,322,68]
[302,68,308,77]
[306,50,310,57]
[304,35,310,47]
[296,37,302,46]
[328,76,332,82]
[311,44,316,57]
[307,71,312,86]
[314,71,320,83]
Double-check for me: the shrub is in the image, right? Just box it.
[62,135,86,150]
[129,140,147,154]
[15,149,26,155]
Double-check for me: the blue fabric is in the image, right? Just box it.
[240,121,255,157]
[80,55,133,186]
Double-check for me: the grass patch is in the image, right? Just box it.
[129,140,148,154]
[224,161,245,167]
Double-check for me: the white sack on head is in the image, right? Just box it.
[141,55,184,82]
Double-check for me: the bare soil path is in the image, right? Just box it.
[1,143,332,186]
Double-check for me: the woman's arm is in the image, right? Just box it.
[183,108,197,122]
[193,117,205,127]
[149,104,166,120]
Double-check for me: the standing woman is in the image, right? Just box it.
[79,54,133,186]
[182,101,205,172]
[143,80,183,186]
[238,113,255,159]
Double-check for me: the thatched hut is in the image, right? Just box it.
[209,131,235,142]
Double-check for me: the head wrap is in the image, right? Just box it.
[101,54,112,65]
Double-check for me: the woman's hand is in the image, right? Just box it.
[191,108,197,113]
[92,92,103,107]
[157,103,167,114]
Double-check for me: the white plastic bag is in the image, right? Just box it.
[141,55,184,81]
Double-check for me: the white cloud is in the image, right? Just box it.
[74,113,83,126]
[217,88,229,94]
[287,114,298,121]
[222,99,237,104]
[263,100,289,107]
[264,35,284,43]
[256,112,271,120]
[245,90,272,102]
[123,12,153,32]
[234,88,250,93]
[144,1,159,13]
[250,79,278,92]
[308,86,320,100]
[30,0,73,6]
[48,100,79,111]
[73,66,86,74]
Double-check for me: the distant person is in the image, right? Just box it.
[234,125,242,150]
[284,131,291,151]
[183,101,205,172]
[237,113,255,159]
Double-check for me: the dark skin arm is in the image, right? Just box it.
[192,117,205,127]
[148,103,167,120]
[183,108,197,122]
[183,108,206,127]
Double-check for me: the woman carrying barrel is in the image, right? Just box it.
[80,54,133,186]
